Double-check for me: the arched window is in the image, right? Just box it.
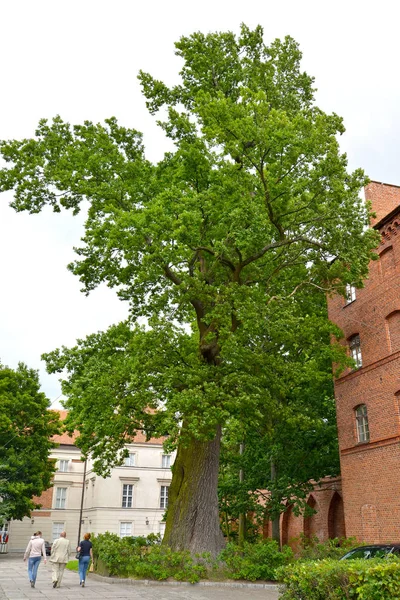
[355,404,370,443]
[386,311,400,354]
[328,492,346,539]
[304,495,318,539]
[349,334,362,368]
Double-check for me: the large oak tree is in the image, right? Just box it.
[0,25,378,554]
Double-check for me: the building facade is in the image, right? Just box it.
[327,181,400,543]
[7,412,174,552]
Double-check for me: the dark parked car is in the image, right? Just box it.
[340,544,400,560]
[45,541,52,556]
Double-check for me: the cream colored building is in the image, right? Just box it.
[7,413,174,552]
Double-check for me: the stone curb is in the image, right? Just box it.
[89,572,280,590]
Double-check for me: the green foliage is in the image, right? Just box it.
[278,557,400,600]
[0,24,380,550]
[93,534,293,582]
[66,560,79,571]
[92,533,208,583]
[0,362,61,521]
[220,540,293,581]
[295,534,360,561]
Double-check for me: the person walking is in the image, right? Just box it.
[77,532,93,587]
[24,531,47,588]
[50,531,71,588]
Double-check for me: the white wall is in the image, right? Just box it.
[7,442,174,552]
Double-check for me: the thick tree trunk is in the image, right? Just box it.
[162,424,225,557]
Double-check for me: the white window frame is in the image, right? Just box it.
[355,404,370,443]
[119,522,133,538]
[160,485,169,509]
[122,483,134,508]
[55,487,67,509]
[124,453,136,467]
[58,460,69,472]
[52,522,65,541]
[349,334,362,368]
[161,454,171,469]
[345,284,356,304]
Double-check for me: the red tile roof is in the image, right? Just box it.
[52,410,164,446]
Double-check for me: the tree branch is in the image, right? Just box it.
[241,235,328,269]
[190,246,236,272]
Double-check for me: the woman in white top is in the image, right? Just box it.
[24,531,47,588]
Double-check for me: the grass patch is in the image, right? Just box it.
[66,559,79,571]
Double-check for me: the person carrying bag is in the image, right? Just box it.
[76,532,93,587]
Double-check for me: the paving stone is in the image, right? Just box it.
[0,555,280,599]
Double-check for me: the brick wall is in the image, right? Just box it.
[32,486,53,510]
[262,477,345,547]
[366,181,400,226]
[328,182,400,543]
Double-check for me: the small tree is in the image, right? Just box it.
[0,362,61,521]
[218,290,343,544]
[0,25,378,554]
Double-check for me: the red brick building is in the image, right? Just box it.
[327,181,400,543]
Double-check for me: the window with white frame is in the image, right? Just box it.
[58,460,69,472]
[52,522,65,541]
[119,522,133,537]
[355,404,370,443]
[345,284,356,304]
[122,484,134,508]
[160,486,169,509]
[159,522,166,538]
[124,453,136,467]
[55,487,67,509]
[161,454,171,469]
[349,334,362,368]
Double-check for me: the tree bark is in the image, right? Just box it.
[162,424,225,557]
[272,515,280,547]
[238,442,245,547]
[270,458,281,547]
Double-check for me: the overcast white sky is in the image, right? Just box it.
[1,0,399,403]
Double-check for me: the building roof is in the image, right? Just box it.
[52,410,79,445]
[52,409,165,446]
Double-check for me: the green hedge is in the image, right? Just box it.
[92,533,292,582]
[278,557,400,600]
[219,541,293,581]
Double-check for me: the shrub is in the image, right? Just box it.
[92,533,210,583]
[219,540,293,581]
[278,557,400,600]
[295,534,360,561]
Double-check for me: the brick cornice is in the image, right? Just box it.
[335,349,400,385]
[341,434,400,455]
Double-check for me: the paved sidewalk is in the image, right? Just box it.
[0,555,280,599]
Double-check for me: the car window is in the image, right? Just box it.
[371,549,389,558]
[343,549,370,559]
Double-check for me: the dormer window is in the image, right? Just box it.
[345,284,356,304]
[349,334,362,368]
